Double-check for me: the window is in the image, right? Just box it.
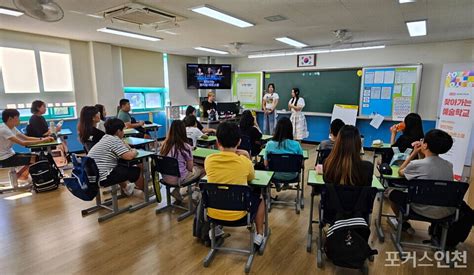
[39,51,73,92]
[0,47,40,93]
[123,87,166,112]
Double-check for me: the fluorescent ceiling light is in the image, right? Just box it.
[0,6,24,17]
[97,27,162,41]
[190,5,254,28]
[399,0,416,3]
[248,45,385,58]
[406,20,427,37]
[194,47,229,55]
[275,37,308,48]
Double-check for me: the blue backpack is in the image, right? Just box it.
[64,154,99,201]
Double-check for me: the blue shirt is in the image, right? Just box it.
[264,139,303,180]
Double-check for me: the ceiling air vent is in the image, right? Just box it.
[99,2,185,26]
[264,15,287,22]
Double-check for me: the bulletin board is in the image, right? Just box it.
[359,64,422,120]
[232,72,263,109]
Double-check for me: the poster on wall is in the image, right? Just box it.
[436,64,474,180]
[232,72,263,109]
[359,65,422,120]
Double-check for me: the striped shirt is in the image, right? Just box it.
[87,134,130,182]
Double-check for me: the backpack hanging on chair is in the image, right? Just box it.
[63,154,99,201]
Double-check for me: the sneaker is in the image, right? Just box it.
[254,234,264,246]
[192,190,201,201]
[209,225,225,239]
[123,182,135,196]
[171,187,183,202]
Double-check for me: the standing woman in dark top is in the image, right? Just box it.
[239,110,263,155]
[78,106,105,149]
[323,125,373,186]
[390,113,424,152]
[26,100,61,137]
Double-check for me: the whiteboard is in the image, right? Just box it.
[359,64,423,121]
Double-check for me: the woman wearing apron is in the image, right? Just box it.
[288,88,309,140]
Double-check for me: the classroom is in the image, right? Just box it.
[0,0,473,274]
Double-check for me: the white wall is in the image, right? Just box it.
[167,54,199,106]
[233,39,474,120]
[69,40,95,109]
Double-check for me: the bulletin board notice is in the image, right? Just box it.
[359,65,422,120]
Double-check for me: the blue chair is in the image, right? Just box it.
[267,153,304,214]
[200,183,257,273]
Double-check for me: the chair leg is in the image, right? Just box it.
[245,224,256,273]
[375,191,385,242]
[155,186,173,214]
[391,212,405,259]
[177,185,194,222]
[317,205,323,268]
[203,222,217,267]
[295,180,301,214]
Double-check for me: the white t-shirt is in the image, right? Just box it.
[263,92,279,110]
[186,127,204,147]
[289,97,305,113]
[96,120,106,132]
[0,124,20,160]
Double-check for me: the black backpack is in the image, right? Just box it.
[323,184,378,269]
[429,201,474,248]
[193,198,211,246]
[29,153,62,193]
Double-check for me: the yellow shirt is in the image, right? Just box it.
[204,151,255,221]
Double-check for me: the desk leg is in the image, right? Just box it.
[129,157,157,212]
[300,164,305,209]
[258,186,271,255]
[375,191,385,242]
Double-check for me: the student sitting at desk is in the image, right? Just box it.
[26,100,62,137]
[205,122,266,247]
[78,106,105,148]
[385,129,454,234]
[323,125,373,186]
[160,120,204,202]
[184,106,215,134]
[239,110,262,155]
[94,104,107,132]
[0,109,54,181]
[319,119,345,151]
[116,99,150,138]
[184,115,207,148]
[87,118,144,196]
[384,113,424,163]
[264,117,303,189]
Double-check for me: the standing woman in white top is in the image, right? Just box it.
[288,88,309,140]
[262,83,279,135]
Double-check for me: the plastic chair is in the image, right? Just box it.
[267,153,304,214]
[391,179,469,263]
[152,155,201,222]
[315,148,332,165]
[200,183,256,274]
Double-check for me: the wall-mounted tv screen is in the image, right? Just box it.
[186,64,231,89]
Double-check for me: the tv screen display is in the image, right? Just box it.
[187,64,231,89]
[124,93,145,109]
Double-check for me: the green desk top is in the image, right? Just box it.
[380,166,404,180]
[57,128,72,136]
[123,137,154,146]
[307,170,384,191]
[198,135,217,142]
[143,123,162,129]
[124,128,140,135]
[261,135,272,141]
[27,138,62,148]
[202,170,274,187]
[134,149,155,159]
[192,147,220,159]
[259,149,309,159]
